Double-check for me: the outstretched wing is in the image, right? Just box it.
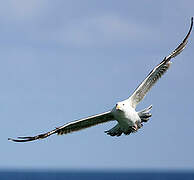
[8,111,114,142]
[129,17,193,108]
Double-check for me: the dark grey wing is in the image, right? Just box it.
[8,111,114,142]
[129,17,193,108]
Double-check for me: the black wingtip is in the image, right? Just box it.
[190,17,193,30]
[8,130,57,142]
[190,17,193,28]
[8,137,20,142]
[8,137,18,141]
[17,136,33,139]
[8,137,22,142]
[8,136,37,142]
[185,17,193,39]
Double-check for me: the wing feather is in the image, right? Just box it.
[129,17,193,108]
[8,111,114,142]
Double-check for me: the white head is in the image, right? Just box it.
[114,100,130,112]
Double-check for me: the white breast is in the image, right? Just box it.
[112,105,140,131]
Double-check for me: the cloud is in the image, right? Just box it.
[0,1,161,49]
[47,14,160,48]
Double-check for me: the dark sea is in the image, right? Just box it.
[0,170,194,180]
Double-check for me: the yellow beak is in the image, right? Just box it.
[116,105,120,110]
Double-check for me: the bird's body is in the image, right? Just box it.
[9,17,193,142]
[111,100,142,134]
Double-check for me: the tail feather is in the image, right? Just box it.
[138,105,152,122]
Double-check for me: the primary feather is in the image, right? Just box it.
[129,17,193,108]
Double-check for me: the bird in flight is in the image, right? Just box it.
[9,18,193,142]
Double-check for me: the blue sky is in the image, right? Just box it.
[1,0,194,170]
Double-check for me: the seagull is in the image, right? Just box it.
[9,18,193,142]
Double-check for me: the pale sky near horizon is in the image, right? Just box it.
[0,0,194,170]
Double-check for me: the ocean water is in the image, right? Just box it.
[0,171,194,180]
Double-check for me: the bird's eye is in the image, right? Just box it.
[123,104,125,106]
